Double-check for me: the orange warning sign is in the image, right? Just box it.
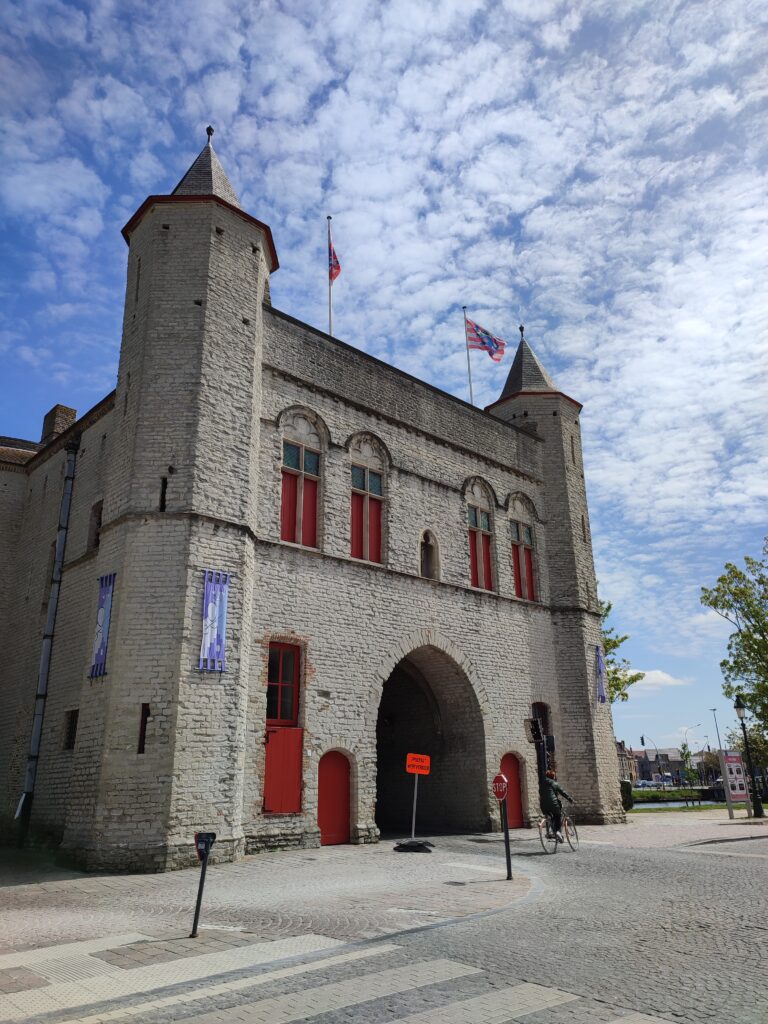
[406,753,431,775]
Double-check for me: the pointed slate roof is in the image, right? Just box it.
[171,127,241,208]
[500,335,556,399]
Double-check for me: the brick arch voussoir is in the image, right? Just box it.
[364,629,492,732]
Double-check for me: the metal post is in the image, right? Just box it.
[410,773,419,842]
[190,848,210,938]
[740,718,764,818]
[462,307,474,406]
[500,799,512,880]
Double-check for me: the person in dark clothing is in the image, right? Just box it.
[539,769,574,841]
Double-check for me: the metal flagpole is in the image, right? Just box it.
[462,306,474,406]
[327,216,333,337]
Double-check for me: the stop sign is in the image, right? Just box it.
[492,773,508,801]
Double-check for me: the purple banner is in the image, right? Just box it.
[199,570,230,671]
[89,573,116,678]
[595,645,607,704]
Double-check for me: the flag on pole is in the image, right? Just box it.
[465,317,506,362]
[595,645,607,704]
[328,222,341,283]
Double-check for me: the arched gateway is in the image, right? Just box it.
[375,644,490,835]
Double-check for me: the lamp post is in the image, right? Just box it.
[735,695,764,818]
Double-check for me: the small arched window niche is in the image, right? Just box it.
[465,479,495,592]
[349,434,387,564]
[279,408,327,549]
[419,530,439,580]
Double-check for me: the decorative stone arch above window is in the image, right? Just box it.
[505,490,543,524]
[277,405,330,450]
[461,476,498,511]
[345,431,392,471]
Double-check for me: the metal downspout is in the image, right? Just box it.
[16,437,80,845]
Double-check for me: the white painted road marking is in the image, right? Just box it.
[178,959,481,1024]
[385,981,578,1021]
[0,933,151,971]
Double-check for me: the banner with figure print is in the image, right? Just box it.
[89,573,116,678]
[199,570,230,671]
[595,645,607,704]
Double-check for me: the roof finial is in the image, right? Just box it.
[206,125,214,146]
[519,324,525,341]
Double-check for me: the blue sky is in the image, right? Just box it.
[2,0,767,754]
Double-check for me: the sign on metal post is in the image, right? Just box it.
[395,753,433,853]
[190,832,216,937]
[492,773,513,880]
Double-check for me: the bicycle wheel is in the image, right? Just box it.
[564,814,579,851]
[538,817,558,854]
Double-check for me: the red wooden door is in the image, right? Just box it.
[500,752,524,828]
[263,727,303,812]
[318,751,350,845]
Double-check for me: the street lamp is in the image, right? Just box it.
[734,695,764,819]
[641,735,665,789]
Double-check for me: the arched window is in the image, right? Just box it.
[532,702,550,737]
[279,410,324,548]
[420,530,439,580]
[466,481,494,591]
[349,434,386,564]
[508,494,539,602]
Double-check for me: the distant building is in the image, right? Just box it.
[0,133,624,871]
[616,741,637,783]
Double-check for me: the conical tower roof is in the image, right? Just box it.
[171,126,241,208]
[500,331,556,399]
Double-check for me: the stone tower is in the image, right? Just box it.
[61,130,278,869]
[487,332,621,822]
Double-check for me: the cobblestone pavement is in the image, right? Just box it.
[0,809,765,1023]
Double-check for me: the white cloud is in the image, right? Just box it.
[633,670,691,693]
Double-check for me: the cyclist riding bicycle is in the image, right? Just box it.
[539,769,574,843]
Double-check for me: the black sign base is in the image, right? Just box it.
[394,839,434,852]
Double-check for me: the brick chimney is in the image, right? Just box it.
[40,405,77,445]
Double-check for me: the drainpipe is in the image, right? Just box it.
[16,437,80,846]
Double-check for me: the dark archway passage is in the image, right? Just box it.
[375,646,489,835]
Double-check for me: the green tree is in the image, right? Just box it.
[725,725,768,773]
[600,600,645,703]
[678,742,698,789]
[701,537,768,728]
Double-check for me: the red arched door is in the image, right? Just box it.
[318,751,351,845]
[500,753,524,828]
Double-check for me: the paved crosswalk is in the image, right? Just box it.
[0,930,677,1024]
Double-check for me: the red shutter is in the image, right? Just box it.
[524,548,536,601]
[469,530,479,587]
[369,498,382,563]
[481,532,493,591]
[280,471,298,542]
[512,545,523,597]
[351,492,364,558]
[302,477,318,547]
[263,727,303,812]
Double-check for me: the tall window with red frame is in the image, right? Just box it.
[280,441,320,548]
[511,521,537,601]
[267,643,299,725]
[350,464,383,563]
[467,504,494,590]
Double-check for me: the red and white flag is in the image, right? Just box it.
[328,221,341,283]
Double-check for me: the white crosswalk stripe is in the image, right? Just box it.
[66,944,401,1024]
[385,981,578,1022]
[0,934,343,1021]
[178,960,481,1024]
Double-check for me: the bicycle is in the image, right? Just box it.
[537,807,579,853]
